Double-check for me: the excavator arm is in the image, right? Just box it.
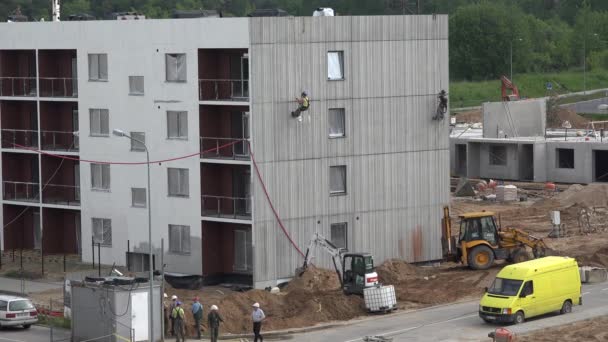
[499,227,549,258]
[501,75,520,101]
[296,232,345,288]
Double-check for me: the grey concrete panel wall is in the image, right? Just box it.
[249,16,449,287]
[482,100,546,138]
[533,142,548,182]
[478,143,520,180]
[466,142,481,179]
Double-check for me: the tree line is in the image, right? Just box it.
[2,0,607,80]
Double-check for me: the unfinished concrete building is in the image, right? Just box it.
[451,99,608,184]
[0,15,449,289]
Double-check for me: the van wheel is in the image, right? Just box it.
[513,311,525,324]
[560,300,572,314]
[468,245,495,270]
[22,325,31,329]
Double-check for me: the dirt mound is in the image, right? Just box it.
[285,266,341,292]
[377,259,419,284]
[547,108,589,129]
[454,110,481,123]
[577,247,608,268]
[555,184,608,208]
[518,316,608,342]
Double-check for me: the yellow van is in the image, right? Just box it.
[479,256,581,324]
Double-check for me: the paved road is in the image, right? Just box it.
[286,282,608,342]
[0,325,70,342]
[563,97,608,114]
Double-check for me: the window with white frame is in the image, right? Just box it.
[330,165,347,195]
[130,132,146,151]
[92,218,112,246]
[331,222,348,249]
[91,163,110,190]
[165,54,187,82]
[167,111,188,139]
[168,168,189,197]
[88,54,108,81]
[169,224,191,254]
[129,76,144,95]
[131,188,146,208]
[328,108,346,138]
[89,109,109,136]
[327,51,344,80]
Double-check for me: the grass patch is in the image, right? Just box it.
[450,68,608,108]
[37,315,71,329]
[580,113,608,121]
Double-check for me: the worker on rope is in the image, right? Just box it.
[291,91,310,122]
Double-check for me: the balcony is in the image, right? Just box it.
[38,78,78,98]
[3,181,39,203]
[201,163,251,221]
[38,50,77,98]
[201,195,251,220]
[41,130,78,152]
[42,184,80,206]
[198,48,248,103]
[199,79,248,102]
[40,101,79,151]
[0,77,37,97]
[0,50,37,97]
[1,129,38,149]
[41,156,80,206]
[200,137,249,160]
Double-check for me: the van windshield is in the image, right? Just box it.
[488,278,523,296]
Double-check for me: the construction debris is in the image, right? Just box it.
[454,177,476,197]
[579,266,608,284]
[496,185,518,202]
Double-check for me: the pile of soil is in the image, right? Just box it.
[215,266,363,334]
[376,259,419,284]
[518,315,608,341]
[454,110,482,123]
[547,108,589,129]
[576,247,608,268]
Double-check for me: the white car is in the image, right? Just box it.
[0,295,38,329]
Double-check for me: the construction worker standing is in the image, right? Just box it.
[172,301,186,342]
[251,302,266,342]
[169,295,178,336]
[291,91,310,121]
[191,297,203,339]
[207,305,224,342]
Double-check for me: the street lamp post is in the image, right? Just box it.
[113,129,154,342]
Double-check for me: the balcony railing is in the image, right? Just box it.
[1,129,38,149]
[41,130,79,152]
[38,77,78,98]
[200,137,250,160]
[202,195,251,220]
[42,184,80,206]
[0,77,37,97]
[199,79,249,101]
[3,181,40,202]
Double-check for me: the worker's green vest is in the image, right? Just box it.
[172,307,185,320]
[302,96,310,108]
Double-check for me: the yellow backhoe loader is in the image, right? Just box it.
[441,207,550,270]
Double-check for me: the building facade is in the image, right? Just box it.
[0,15,449,288]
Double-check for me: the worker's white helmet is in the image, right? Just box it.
[164,293,168,298]
[171,295,177,300]
[211,305,218,311]
[252,302,260,308]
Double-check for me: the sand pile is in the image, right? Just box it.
[178,266,365,334]
[547,108,589,129]
[518,316,608,341]
[377,259,419,284]
[577,247,608,268]
[555,184,608,208]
